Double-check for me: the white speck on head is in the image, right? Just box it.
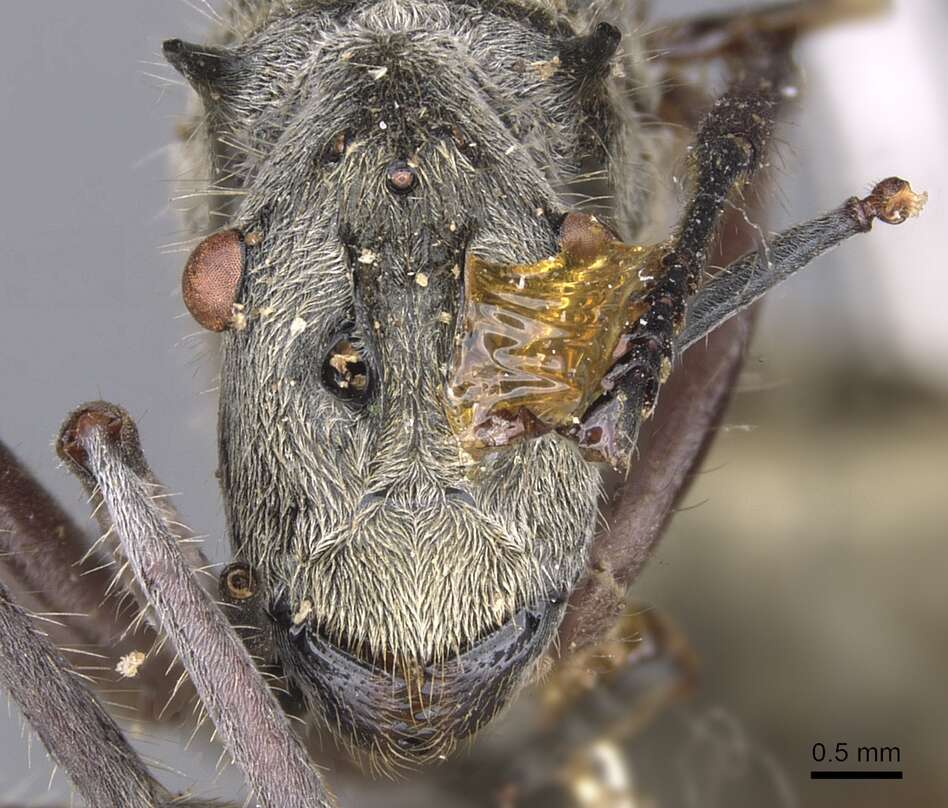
[290,317,308,337]
[231,308,248,331]
[293,599,314,625]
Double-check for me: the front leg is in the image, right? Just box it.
[57,402,333,808]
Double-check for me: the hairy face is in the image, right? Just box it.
[177,0,652,765]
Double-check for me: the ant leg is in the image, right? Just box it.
[42,402,219,720]
[59,409,216,621]
[0,439,181,717]
[0,580,170,807]
[573,39,791,468]
[529,607,696,804]
[561,310,754,650]
[565,181,925,649]
[1,438,141,643]
[57,402,334,808]
[579,170,927,471]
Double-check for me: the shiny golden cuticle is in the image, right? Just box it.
[447,218,666,456]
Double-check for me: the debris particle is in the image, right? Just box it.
[358,249,378,265]
[367,66,388,80]
[290,317,308,337]
[326,338,368,394]
[438,311,452,324]
[231,305,248,332]
[243,230,263,247]
[529,57,560,80]
[379,120,388,130]
[415,272,429,288]
[329,348,361,374]
[116,651,146,679]
[451,264,461,279]
[293,599,314,625]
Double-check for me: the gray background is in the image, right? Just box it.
[1,1,946,805]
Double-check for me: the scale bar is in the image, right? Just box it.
[811,771,903,780]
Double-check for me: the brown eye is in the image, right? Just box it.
[221,562,257,602]
[182,229,245,332]
[321,333,371,403]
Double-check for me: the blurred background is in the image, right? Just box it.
[0,1,944,805]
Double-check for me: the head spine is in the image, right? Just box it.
[163,38,237,92]
[559,21,621,78]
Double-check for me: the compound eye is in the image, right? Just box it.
[182,229,245,332]
[321,331,371,404]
